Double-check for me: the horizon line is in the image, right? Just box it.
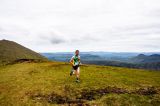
[40,51,160,53]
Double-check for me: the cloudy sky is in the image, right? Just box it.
[0,0,160,52]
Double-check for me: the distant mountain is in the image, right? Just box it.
[83,60,160,70]
[42,52,160,70]
[0,40,47,65]
[41,53,102,62]
[131,54,160,63]
[84,54,160,70]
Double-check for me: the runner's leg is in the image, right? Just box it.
[75,67,80,81]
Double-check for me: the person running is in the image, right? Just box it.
[70,50,81,82]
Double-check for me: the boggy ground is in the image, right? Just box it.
[30,86,159,106]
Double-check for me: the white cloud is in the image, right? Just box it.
[0,0,160,52]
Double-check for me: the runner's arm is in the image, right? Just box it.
[78,56,81,65]
[70,57,74,66]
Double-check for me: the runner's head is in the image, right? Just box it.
[75,50,79,56]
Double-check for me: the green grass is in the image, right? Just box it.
[0,62,160,106]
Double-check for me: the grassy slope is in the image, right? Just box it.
[0,62,160,106]
[0,40,47,65]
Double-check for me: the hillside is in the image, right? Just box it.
[0,62,160,106]
[0,40,47,65]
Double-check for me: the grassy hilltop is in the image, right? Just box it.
[0,62,160,106]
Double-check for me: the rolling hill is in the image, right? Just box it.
[0,39,47,65]
[131,54,160,63]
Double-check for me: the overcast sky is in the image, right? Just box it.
[0,0,160,52]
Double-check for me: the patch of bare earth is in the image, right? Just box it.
[29,86,159,106]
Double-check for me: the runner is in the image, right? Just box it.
[70,50,81,82]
